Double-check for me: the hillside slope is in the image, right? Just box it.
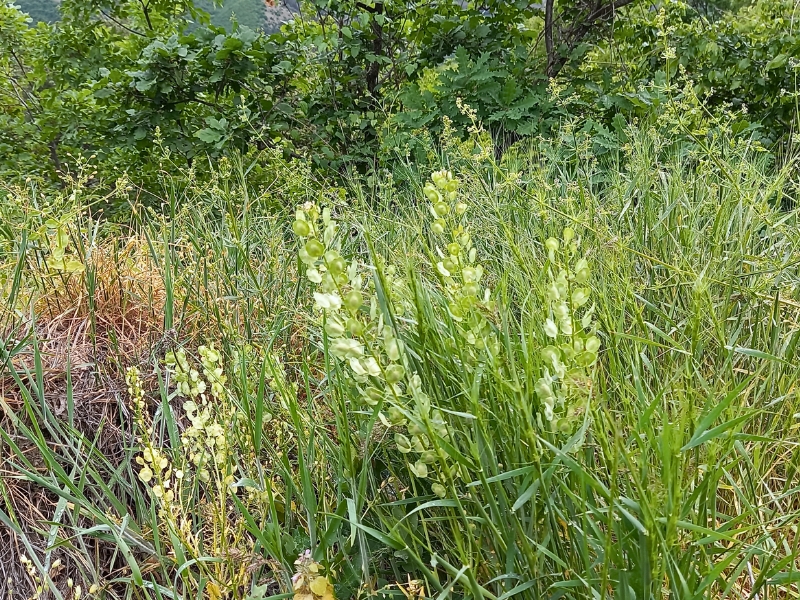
[14,0,298,31]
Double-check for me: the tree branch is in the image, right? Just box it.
[549,0,638,78]
[49,135,63,175]
[99,10,148,37]
[544,0,555,77]
[138,0,154,30]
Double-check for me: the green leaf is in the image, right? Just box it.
[63,258,85,273]
[730,345,787,364]
[682,378,754,451]
[766,53,788,70]
[134,79,154,92]
[194,128,222,143]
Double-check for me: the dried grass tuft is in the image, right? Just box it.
[0,235,168,599]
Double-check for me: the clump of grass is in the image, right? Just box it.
[0,184,171,598]
[2,118,800,600]
[351,122,800,597]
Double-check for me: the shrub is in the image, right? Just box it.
[578,0,800,146]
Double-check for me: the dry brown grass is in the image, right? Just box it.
[0,235,169,600]
[3,236,168,444]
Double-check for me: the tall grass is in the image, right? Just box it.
[1,123,799,600]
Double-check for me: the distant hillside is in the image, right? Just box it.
[262,0,298,32]
[14,0,299,32]
[195,0,299,32]
[14,0,60,23]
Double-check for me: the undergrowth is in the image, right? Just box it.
[1,114,800,600]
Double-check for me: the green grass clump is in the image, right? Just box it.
[1,120,800,600]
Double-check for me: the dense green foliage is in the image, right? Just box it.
[578,0,800,146]
[5,0,796,194]
[1,1,800,598]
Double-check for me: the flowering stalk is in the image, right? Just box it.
[291,550,335,600]
[423,169,499,357]
[292,200,451,492]
[535,229,601,433]
[127,366,177,505]
[127,346,253,595]
[165,345,235,485]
